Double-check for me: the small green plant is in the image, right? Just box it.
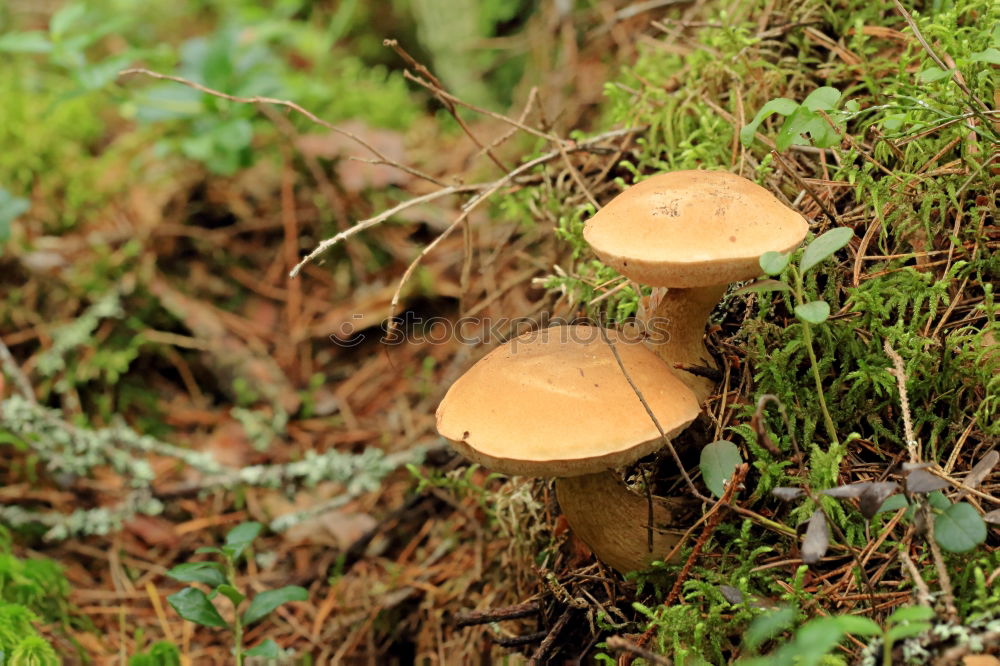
[0,527,71,627]
[741,605,940,666]
[746,227,855,446]
[740,87,856,151]
[0,603,59,666]
[129,640,182,666]
[166,522,307,664]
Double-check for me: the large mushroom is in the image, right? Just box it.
[583,170,808,402]
[436,324,700,572]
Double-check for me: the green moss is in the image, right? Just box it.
[550,0,997,661]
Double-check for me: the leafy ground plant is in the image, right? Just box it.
[166,522,307,664]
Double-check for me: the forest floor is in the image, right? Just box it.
[0,0,997,664]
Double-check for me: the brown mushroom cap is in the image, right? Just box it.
[583,170,808,287]
[435,325,699,477]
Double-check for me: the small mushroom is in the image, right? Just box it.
[584,170,808,402]
[436,325,700,572]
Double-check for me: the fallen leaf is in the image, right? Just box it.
[150,277,300,414]
[772,487,804,502]
[906,469,949,494]
[296,121,411,193]
[963,450,998,491]
[124,515,178,547]
[802,509,829,564]
[858,482,900,519]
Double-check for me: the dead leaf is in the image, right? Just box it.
[285,510,377,549]
[772,487,804,502]
[802,509,829,564]
[296,120,411,193]
[858,482,900,519]
[822,484,868,499]
[719,585,744,604]
[963,450,998,491]
[124,515,178,547]
[150,277,300,414]
[203,419,254,468]
[906,469,949,494]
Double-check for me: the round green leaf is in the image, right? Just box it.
[795,300,830,324]
[700,440,742,498]
[800,227,854,273]
[802,87,842,112]
[167,587,227,628]
[934,502,987,553]
[243,585,308,625]
[759,251,791,276]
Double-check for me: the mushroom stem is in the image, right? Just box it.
[555,471,683,573]
[645,283,727,403]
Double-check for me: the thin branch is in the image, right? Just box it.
[401,69,561,144]
[597,326,709,503]
[606,635,673,665]
[117,67,446,187]
[290,183,481,277]
[382,128,645,320]
[385,40,510,173]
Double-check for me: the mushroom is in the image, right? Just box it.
[436,324,700,572]
[583,170,808,402]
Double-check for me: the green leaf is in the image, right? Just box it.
[885,621,931,643]
[740,98,798,147]
[789,617,846,666]
[834,615,882,636]
[795,301,830,325]
[245,639,283,657]
[888,606,935,625]
[166,562,227,588]
[883,115,905,131]
[801,87,842,111]
[776,107,833,151]
[0,31,53,53]
[222,522,262,561]
[745,606,797,651]
[877,494,908,514]
[927,490,951,510]
[970,48,1000,64]
[242,586,308,625]
[918,67,953,83]
[0,188,30,242]
[166,587,228,628]
[800,227,854,273]
[195,546,224,556]
[759,251,791,276]
[934,502,987,553]
[700,440,742,498]
[215,584,245,607]
[50,4,87,39]
[734,279,792,296]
